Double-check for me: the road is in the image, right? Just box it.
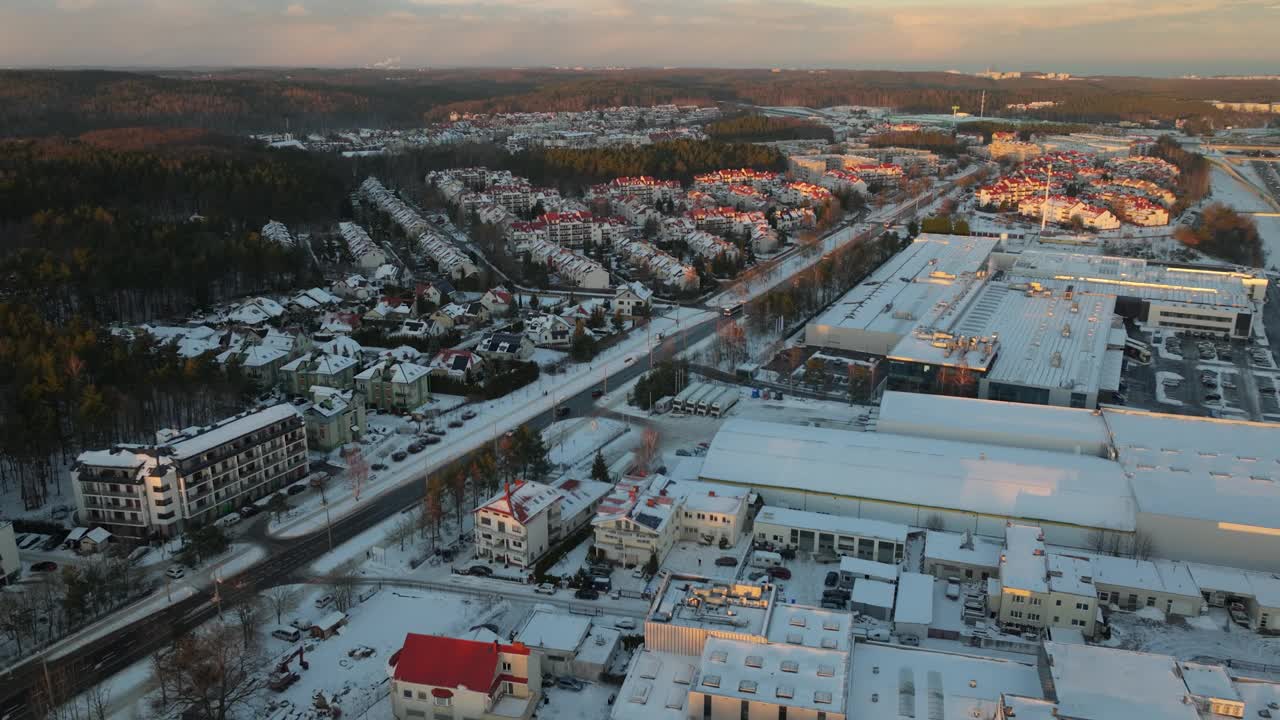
[0,170,960,718]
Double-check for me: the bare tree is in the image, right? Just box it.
[230,596,264,648]
[635,428,660,474]
[263,586,300,626]
[389,515,417,552]
[79,680,112,720]
[1087,529,1108,554]
[924,514,945,531]
[161,620,265,720]
[1106,532,1124,557]
[1131,531,1156,561]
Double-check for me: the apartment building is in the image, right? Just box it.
[303,389,366,452]
[592,476,750,567]
[1017,195,1121,230]
[540,211,596,247]
[71,404,308,541]
[693,168,779,191]
[389,634,541,720]
[988,140,1043,162]
[991,524,1098,637]
[474,479,610,569]
[607,176,681,204]
[818,169,868,196]
[279,352,358,395]
[354,360,432,412]
[779,181,834,206]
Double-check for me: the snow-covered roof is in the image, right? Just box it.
[756,506,908,545]
[894,573,934,626]
[476,481,562,524]
[701,419,1135,532]
[514,609,591,654]
[851,578,895,609]
[551,478,612,520]
[1103,409,1280,532]
[318,336,363,357]
[1047,554,1094,597]
[76,449,149,470]
[847,643,1042,720]
[235,344,289,368]
[764,605,853,652]
[354,360,430,385]
[838,556,899,583]
[999,695,1060,720]
[165,404,301,460]
[1178,661,1240,703]
[696,637,848,715]
[281,352,358,376]
[878,391,1112,457]
[1044,642,1200,720]
[648,577,770,635]
[84,527,113,544]
[612,650,698,720]
[924,530,1004,570]
[1001,524,1048,593]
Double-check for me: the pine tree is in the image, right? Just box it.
[590,450,611,484]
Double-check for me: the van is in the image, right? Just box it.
[749,551,783,569]
[272,627,301,642]
[868,628,891,642]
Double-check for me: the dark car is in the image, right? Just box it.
[407,443,425,454]
[824,571,839,587]
[467,565,493,577]
[448,420,464,428]
[238,505,259,518]
[428,427,447,436]
[31,561,58,572]
[823,588,851,601]
[462,410,477,420]
[714,556,738,567]
[287,483,307,496]
[555,407,571,419]
[372,463,388,471]
[591,389,604,399]
[574,588,599,600]
[391,451,408,462]
[423,435,442,445]
[767,566,792,580]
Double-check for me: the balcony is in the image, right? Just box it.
[81,487,143,500]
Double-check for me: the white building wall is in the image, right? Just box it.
[1136,512,1280,573]
[0,522,19,585]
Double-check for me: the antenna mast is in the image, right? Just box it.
[1040,164,1052,233]
[980,90,986,118]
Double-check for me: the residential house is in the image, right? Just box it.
[592,476,750,567]
[524,314,574,349]
[476,333,535,362]
[355,360,432,412]
[279,353,359,396]
[473,479,610,569]
[430,349,487,383]
[480,287,515,316]
[389,634,540,720]
[303,389,367,452]
[364,297,414,324]
[614,282,654,318]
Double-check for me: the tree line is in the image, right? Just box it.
[705,115,834,143]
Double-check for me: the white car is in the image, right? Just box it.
[314,594,334,609]
[165,566,185,580]
[614,618,637,630]
[534,583,557,595]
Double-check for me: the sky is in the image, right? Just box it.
[1,0,1278,76]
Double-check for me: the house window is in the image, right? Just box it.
[502,661,512,672]
[1076,602,1090,611]
[504,682,514,694]
[1012,595,1024,603]
[1030,597,1041,606]
[433,696,451,707]
[1055,599,1062,606]
[1146,596,1156,607]
[403,690,412,698]
[481,517,492,526]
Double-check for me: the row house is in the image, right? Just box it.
[355,360,432,412]
[613,237,699,291]
[1099,193,1171,226]
[418,232,479,280]
[1017,195,1122,230]
[1108,155,1180,180]
[1092,177,1176,206]
[338,221,388,270]
[660,215,697,242]
[613,195,661,225]
[819,169,869,196]
[843,162,904,183]
[279,352,359,395]
[778,181,834,206]
[71,404,308,541]
[774,207,817,232]
[527,238,611,289]
[684,230,742,263]
[692,168,780,191]
[260,220,295,247]
[389,634,540,720]
[359,176,431,237]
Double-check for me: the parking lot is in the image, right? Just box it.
[1132,329,1280,421]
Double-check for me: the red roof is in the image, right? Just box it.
[393,634,529,691]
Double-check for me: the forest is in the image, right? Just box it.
[3,69,1278,137]
[705,115,834,143]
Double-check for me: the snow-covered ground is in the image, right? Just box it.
[544,418,629,469]
[1155,371,1184,407]
[1103,606,1280,669]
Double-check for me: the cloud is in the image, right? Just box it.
[283,3,309,16]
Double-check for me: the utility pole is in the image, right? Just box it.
[322,496,334,552]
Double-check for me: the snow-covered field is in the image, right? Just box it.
[1103,607,1280,669]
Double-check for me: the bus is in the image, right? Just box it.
[722,302,745,317]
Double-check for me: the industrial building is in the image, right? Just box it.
[803,234,1267,409]
[701,392,1280,573]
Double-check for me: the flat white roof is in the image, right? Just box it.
[839,556,899,583]
[166,404,300,460]
[698,637,848,714]
[1103,408,1280,531]
[1047,554,1094,597]
[924,530,1004,570]
[1178,661,1240,702]
[756,506,909,544]
[1006,251,1264,308]
[894,573,935,625]
[847,644,1042,720]
[1088,556,1198,599]
[851,578,896,609]
[878,391,1111,457]
[764,605,853,652]
[1001,524,1048,594]
[612,650,698,720]
[514,609,592,654]
[702,419,1135,532]
[1044,642,1200,720]
[808,234,998,337]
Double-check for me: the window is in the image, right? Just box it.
[418,691,427,700]
[741,700,750,720]
[738,680,757,694]
[1076,602,1090,611]
[1030,597,1041,606]
[403,690,412,698]
[481,517,492,526]
[1012,595,1025,603]
[1055,599,1062,606]
[778,707,788,720]
[502,661,512,672]
[433,696,451,707]
[1027,613,1040,621]
[1054,616,1060,623]
[1146,596,1156,607]
[1009,610,1023,619]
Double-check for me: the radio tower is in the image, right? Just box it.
[979,90,986,118]
[1040,164,1053,233]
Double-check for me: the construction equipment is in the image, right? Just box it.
[267,644,310,692]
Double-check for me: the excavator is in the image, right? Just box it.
[267,645,310,692]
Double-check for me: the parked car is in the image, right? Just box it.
[714,556,738,567]
[423,435,442,445]
[945,582,961,600]
[314,594,334,609]
[468,565,493,577]
[287,483,307,495]
[288,618,311,631]
[574,588,599,600]
[868,628,891,642]
[534,583,557,595]
[556,677,585,691]
[899,635,920,647]
[165,566,184,580]
[614,618,637,630]
[748,570,767,581]
[591,390,604,399]
[448,420,464,428]
[391,451,408,462]
[461,410,477,420]
[675,449,692,457]
[427,427,446,436]
[555,407,572,419]
[824,571,839,588]
[217,513,241,527]
[766,566,792,580]
[407,443,424,454]
[31,561,58,572]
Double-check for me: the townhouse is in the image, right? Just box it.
[338,221,388,270]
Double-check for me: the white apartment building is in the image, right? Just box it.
[279,352,358,395]
[474,479,610,569]
[592,476,750,567]
[71,404,308,542]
